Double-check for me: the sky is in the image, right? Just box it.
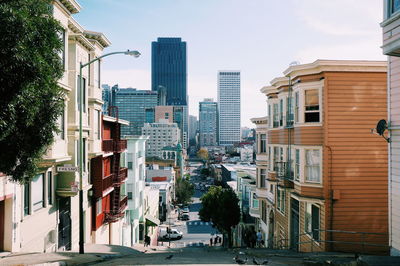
[74,0,385,128]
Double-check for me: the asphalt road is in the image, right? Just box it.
[169,163,222,248]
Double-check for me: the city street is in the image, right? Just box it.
[159,163,222,248]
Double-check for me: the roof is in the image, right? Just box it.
[84,30,112,48]
[103,115,129,126]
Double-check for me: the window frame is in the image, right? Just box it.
[96,198,102,216]
[31,173,45,212]
[260,134,267,153]
[389,0,400,16]
[304,149,321,183]
[305,202,320,241]
[304,89,320,123]
[48,171,53,206]
[277,188,286,215]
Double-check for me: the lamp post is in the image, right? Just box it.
[78,50,140,254]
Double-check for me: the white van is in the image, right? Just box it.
[159,228,183,240]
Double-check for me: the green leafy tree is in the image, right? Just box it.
[197,148,209,165]
[199,186,240,247]
[175,176,194,205]
[0,0,64,183]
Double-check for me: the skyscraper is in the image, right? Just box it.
[199,99,218,147]
[218,71,241,145]
[113,86,159,136]
[189,115,198,143]
[151,38,187,106]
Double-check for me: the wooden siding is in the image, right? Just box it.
[268,126,323,145]
[274,189,291,248]
[390,56,400,254]
[298,201,326,252]
[294,185,323,199]
[324,71,388,253]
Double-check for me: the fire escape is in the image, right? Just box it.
[105,106,128,223]
[274,77,295,189]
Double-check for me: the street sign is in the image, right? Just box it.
[57,166,79,172]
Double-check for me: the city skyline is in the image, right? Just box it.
[74,0,384,127]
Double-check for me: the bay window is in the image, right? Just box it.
[305,149,320,183]
[304,89,319,122]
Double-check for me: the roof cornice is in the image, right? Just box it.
[57,0,81,14]
[69,34,94,51]
[283,59,387,80]
[84,30,112,49]
[68,17,84,34]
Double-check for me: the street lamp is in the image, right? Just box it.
[78,50,140,254]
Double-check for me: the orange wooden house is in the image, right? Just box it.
[260,60,388,254]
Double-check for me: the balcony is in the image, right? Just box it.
[119,195,128,211]
[115,140,127,152]
[102,140,114,153]
[104,195,128,223]
[93,174,114,198]
[113,167,128,185]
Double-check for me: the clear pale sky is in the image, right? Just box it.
[74,0,385,128]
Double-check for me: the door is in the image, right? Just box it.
[0,200,4,251]
[290,198,299,251]
[58,198,71,250]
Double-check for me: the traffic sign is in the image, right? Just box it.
[57,166,79,172]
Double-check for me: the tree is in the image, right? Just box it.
[175,176,194,205]
[199,186,240,247]
[197,148,209,165]
[0,0,64,183]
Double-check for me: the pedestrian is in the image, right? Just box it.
[210,237,213,246]
[145,235,150,247]
[256,230,263,248]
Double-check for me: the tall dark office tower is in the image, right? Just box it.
[151,38,187,105]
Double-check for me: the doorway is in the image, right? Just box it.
[290,198,299,251]
[58,198,71,250]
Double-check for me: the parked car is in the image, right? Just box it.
[159,228,183,240]
[181,213,190,221]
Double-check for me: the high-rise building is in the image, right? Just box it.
[218,71,241,145]
[151,38,187,106]
[102,84,111,113]
[113,86,159,136]
[199,99,218,147]
[189,115,198,142]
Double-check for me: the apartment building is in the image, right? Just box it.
[124,136,148,246]
[261,60,388,253]
[142,122,180,158]
[0,0,112,252]
[90,115,129,245]
[381,0,400,256]
[250,116,272,247]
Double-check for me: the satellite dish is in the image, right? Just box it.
[289,61,300,66]
[374,119,390,142]
[376,119,387,136]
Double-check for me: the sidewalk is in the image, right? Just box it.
[0,244,141,266]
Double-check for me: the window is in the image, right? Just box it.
[286,96,294,127]
[305,203,320,241]
[305,149,320,183]
[96,198,102,215]
[268,146,271,170]
[260,134,267,153]
[252,193,259,209]
[294,92,299,123]
[389,0,400,16]
[128,192,133,200]
[96,110,101,140]
[24,183,30,216]
[268,105,271,127]
[48,171,53,205]
[277,189,285,214]
[305,90,319,122]
[273,147,279,172]
[279,99,283,126]
[83,138,87,172]
[32,174,45,212]
[295,149,300,181]
[260,169,266,188]
[270,184,274,194]
[273,104,279,128]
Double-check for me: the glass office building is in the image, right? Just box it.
[151,37,187,106]
[199,99,218,147]
[218,71,241,146]
[114,87,159,136]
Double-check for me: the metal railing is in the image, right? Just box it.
[267,229,388,255]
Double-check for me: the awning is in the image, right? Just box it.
[145,214,160,226]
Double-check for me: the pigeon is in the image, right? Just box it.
[261,259,268,265]
[253,257,260,265]
[234,255,247,265]
[151,248,157,251]
[165,254,174,260]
